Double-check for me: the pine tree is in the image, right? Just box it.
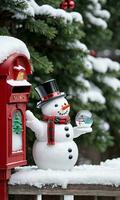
[13,112,22,134]
[74,0,120,156]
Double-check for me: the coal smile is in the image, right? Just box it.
[58,110,69,115]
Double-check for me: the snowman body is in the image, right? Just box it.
[26,96,91,170]
[32,121,78,170]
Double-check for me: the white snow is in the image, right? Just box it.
[93,8,110,19]
[9,158,120,188]
[102,77,120,91]
[99,119,110,131]
[85,0,110,29]
[78,82,106,104]
[114,100,120,110]
[14,0,83,24]
[83,58,93,70]
[7,79,31,86]
[76,75,90,89]
[88,2,110,19]
[14,65,25,70]
[115,49,120,56]
[67,40,88,53]
[88,55,120,73]
[0,36,30,64]
[85,12,107,29]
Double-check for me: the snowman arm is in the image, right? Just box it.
[26,110,44,138]
[73,126,92,138]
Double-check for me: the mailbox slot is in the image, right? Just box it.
[12,86,31,93]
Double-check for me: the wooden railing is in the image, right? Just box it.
[9,184,120,200]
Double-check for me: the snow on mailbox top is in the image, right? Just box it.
[0,36,30,64]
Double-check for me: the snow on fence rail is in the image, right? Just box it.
[9,158,120,200]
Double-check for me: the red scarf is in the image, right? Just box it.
[43,115,70,145]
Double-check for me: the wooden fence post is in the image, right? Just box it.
[60,195,74,200]
[36,195,42,200]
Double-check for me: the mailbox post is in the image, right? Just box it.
[0,53,32,200]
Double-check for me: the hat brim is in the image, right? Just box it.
[37,92,66,108]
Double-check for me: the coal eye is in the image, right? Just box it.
[64,103,67,105]
[55,104,58,107]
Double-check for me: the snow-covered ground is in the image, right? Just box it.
[9,158,120,188]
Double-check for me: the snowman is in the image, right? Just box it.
[26,79,92,170]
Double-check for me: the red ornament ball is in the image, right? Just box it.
[60,1,68,10]
[68,0,75,9]
[90,50,97,57]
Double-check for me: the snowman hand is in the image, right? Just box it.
[26,119,33,128]
[26,110,35,121]
[73,126,92,138]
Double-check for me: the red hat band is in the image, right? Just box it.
[41,91,61,101]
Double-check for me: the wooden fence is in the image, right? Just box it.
[9,184,120,200]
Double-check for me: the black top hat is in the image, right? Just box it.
[35,79,65,107]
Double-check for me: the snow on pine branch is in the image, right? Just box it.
[67,40,88,53]
[78,82,106,104]
[102,77,120,91]
[85,0,110,29]
[85,12,107,29]
[88,2,110,19]
[114,100,120,110]
[99,119,110,132]
[76,75,91,89]
[9,158,120,188]
[0,36,30,64]
[14,0,83,24]
[87,55,120,73]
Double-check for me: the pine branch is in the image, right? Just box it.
[25,19,58,39]
[29,47,54,74]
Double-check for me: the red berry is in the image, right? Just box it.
[60,1,68,10]
[90,50,97,57]
[68,0,75,9]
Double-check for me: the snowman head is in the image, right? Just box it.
[41,96,70,117]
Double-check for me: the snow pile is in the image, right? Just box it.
[99,119,110,131]
[14,0,83,24]
[78,82,106,104]
[0,36,30,64]
[114,100,120,110]
[88,2,110,19]
[9,158,120,188]
[102,77,120,91]
[76,75,90,89]
[83,58,93,70]
[88,56,120,73]
[7,80,31,86]
[85,12,107,29]
[67,40,88,53]
[85,0,110,29]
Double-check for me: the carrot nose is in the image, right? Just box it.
[62,104,70,110]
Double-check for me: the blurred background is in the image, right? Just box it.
[0,0,120,165]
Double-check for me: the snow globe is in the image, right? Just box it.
[75,110,93,128]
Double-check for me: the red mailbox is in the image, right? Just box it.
[0,53,32,199]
